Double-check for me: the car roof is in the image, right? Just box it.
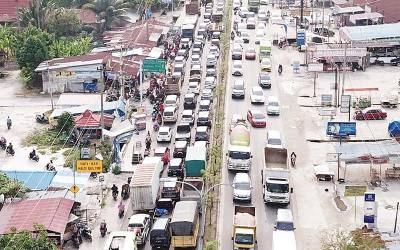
[129,213,150,224]
[233,60,242,65]
[277,208,293,222]
[185,93,195,97]
[199,111,210,117]
[268,130,281,139]
[189,81,199,85]
[252,86,262,91]
[234,172,250,182]
[159,126,170,132]
[164,106,176,111]
[177,122,190,127]
[261,58,271,62]
[175,140,188,147]
[182,109,193,115]
[152,217,170,230]
[166,95,178,100]
[170,158,183,165]
[205,76,215,81]
[203,88,212,92]
[196,126,208,132]
[249,109,262,114]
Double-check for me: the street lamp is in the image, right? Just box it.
[159,177,231,248]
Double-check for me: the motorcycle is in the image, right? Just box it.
[290,154,296,167]
[0,137,6,150]
[29,153,39,162]
[35,114,49,124]
[153,123,159,132]
[118,208,124,218]
[231,32,235,40]
[278,65,282,75]
[100,222,107,237]
[6,147,14,156]
[77,223,92,242]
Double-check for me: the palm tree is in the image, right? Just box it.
[82,0,135,32]
[18,0,55,29]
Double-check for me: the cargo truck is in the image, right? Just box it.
[227,120,252,171]
[165,75,182,96]
[170,201,200,248]
[261,147,293,205]
[185,144,207,177]
[180,177,204,209]
[130,157,163,211]
[232,205,256,249]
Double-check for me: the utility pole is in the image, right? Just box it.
[334,67,338,107]
[37,0,41,29]
[313,72,317,97]
[321,0,325,35]
[139,61,143,105]
[300,0,304,25]
[341,43,348,95]
[100,64,105,140]
[394,202,399,234]
[47,62,54,110]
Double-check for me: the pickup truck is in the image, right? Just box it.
[232,205,256,249]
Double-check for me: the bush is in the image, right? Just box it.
[0,173,29,198]
[56,112,75,133]
[112,164,121,175]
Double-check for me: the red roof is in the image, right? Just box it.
[0,198,74,235]
[344,0,400,23]
[0,0,30,22]
[75,109,101,128]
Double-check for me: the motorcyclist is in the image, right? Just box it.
[6,143,13,153]
[100,220,107,237]
[231,31,235,40]
[278,64,283,74]
[118,201,125,218]
[290,152,297,166]
[29,149,37,159]
[46,160,55,171]
[111,184,118,195]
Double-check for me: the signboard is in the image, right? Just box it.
[308,63,324,72]
[327,122,356,136]
[69,185,80,194]
[364,192,375,202]
[296,29,306,46]
[143,59,166,73]
[313,48,367,58]
[77,160,103,173]
[326,153,339,162]
[344,185,367,197]
[364,192,376,224]
[321,94,333,106]
[340,95,351,113]
[319,108,336,117]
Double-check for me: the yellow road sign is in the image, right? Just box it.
[69,185,79,194]
[344,185,367,197]
[76,160,103,173]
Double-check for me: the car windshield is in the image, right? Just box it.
[169,163,182,170]
[253,113,264,119]
[253,90,263,96]
[262,60,271,65]
[184,97,193,102]
[269,101,279,106]
[164,111,173,116]
[276,221,294,231]
[177,125,190,133]
[260,74,270,80]
[234,84,244,90]
[266,183,289,193]
[268,138,281,145]
[247,48,255,53]
[182,114,192,119]
[235,234,253,245]
[229,151,250,159]
[159,131,168,135]
[234,182,250,190]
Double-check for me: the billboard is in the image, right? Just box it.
[327,122,356,136]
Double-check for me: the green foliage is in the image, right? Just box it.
[64,148,81,168]
[14,26,52,72]
[204,241,218,250]
[49,37,93,58]
[99,141,112,172]
[18,0,55,29]
[0,224,57,250]
[112,164,121,175]
[46,8,82,37]
[56,112,75,133]
[83,0,135,31]
[52,0,74,7]
[0,173,29,198]
[321,228,386,250]
[0,25,17,59]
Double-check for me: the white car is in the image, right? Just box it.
[233,38,244,48]
[187,81,200,94]
[157,126,172,142]
[204,76,216,89]
[267,96,280,115]
[181,109,194,125]
[231,60,243,76]
[201,88,213,101]
[191,54,201,66]
[266,130,283,148]
[250,86,265,104]
[210,45,220,58]
[255,29,265,44]
[261,58,272,72]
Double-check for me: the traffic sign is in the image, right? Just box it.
[319,108,336,117]
[143,59,166,73]
[77,160,103,173]
[344,185,367,197]
[69,185,80,193]
[308,63,324,72]
[340,95,351,113]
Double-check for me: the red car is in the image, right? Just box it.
[247,109,266,127]
[245,47,256,60]
[353,107,387,120]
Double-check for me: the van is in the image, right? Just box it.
[232,79,245,99]
[232,172,252,202]
[275,208,295,231]
[150,218,171,249]
[163,106,178,123]
[165,95,178,107]
[266,130,283,148]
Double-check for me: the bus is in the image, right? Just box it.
[170,201,199,248]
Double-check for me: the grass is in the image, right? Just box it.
[23,128,68,151]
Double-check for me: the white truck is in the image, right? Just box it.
[227,116,252,172]
[130,157,163,211]
[261,147,293,205]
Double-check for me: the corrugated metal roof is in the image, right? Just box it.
[0,198,74,235]
[50,170,90,189]
[131,164,157,186]
[340,23,400,41]
[74,110,101,128]
[1,170,56,190]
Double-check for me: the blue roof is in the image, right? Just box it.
[340,23,400,41]
[1,170,56,190]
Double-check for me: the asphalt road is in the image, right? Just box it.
[218,3,310,250]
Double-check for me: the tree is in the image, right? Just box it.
[49,37,93,58]
[321,228,386,250]
[0,173,29,198]
[82,0,135,32]
[56,112,75,133]
[0,25,17,59]
[46,8,82,38]
[18,0,55,30]
[0,224,56,250]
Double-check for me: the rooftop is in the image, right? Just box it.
[350,0,400,23]
[0,0,30,22]
[0,198,74,235]
[1,170,56,191]
[340,23,400,41]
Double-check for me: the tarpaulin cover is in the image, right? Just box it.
[170,201,198,236]
[335,140,400,164]
[230,125,250,146]
[388,120,400,137]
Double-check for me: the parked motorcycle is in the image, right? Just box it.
[77,223,92,242]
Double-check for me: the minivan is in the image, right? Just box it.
[165,95,178,107]
[150,218,171,249]
[163,106,178,123]
[232,79,245,99]
[266,130,283,148]
[232,172,252,202]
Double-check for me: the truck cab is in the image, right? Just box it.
[232,206,256,249]
[127,214,152,245]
